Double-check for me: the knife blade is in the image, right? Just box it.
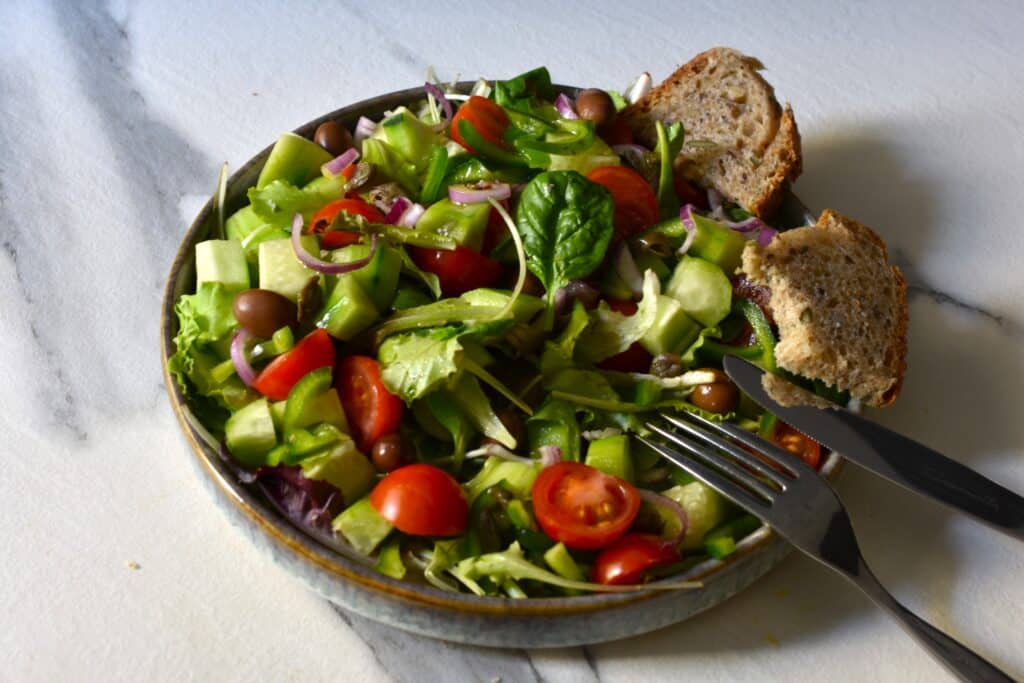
[724,356,1024,541]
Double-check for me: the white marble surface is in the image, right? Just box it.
[2,1,1023,680]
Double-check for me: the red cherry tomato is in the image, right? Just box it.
[531,462,642,550]
[336,356,404,453]
[597,299,653,372]
[309,198,385,248]
[673,175,709,210]
[586,166,659,240]
[252,329,336,401]
[411,246,503,297]
[451,96,510,152]
[370,464,468,537]
[773,422,822,469]
[592,533,681,585]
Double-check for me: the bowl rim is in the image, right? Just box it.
[160,82,841,617]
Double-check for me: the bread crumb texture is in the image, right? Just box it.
[621,47,802,218]
[743,210,908,406]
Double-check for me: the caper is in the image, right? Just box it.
[232,289,297,338]
[313,121,354,156]
[575,89,616,127]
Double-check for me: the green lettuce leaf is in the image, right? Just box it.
[247,177,346,226]
[450,373,516,449]
[378,326,465,403]
[575,270,660,365]
[539,300,590,376]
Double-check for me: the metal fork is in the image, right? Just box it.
[640,411,1013,683]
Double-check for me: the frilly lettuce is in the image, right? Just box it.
[574,269,660,365]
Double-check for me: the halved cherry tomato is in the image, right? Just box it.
[336,355,404,453]
[592,533,681,585]
[451,96,510,152]
[773,422,822,469]
[598,117,634,146]
[586,166,659,240]
[252,329,335,401]
[370,464,468,537]
[673,175,709,210]
[309,198,385,248]
[597,299,653,372]
[532,461,642,550]
[411,246,503,297]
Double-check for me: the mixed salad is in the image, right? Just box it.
[169,67,830,597]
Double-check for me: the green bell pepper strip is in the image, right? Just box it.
[281,424,345,465]
[456,119,527,167]
[503,108,555,137]
[735,298,776,372]
[420,146,450,204]
[513,119,595,156]
[282,367,333,434]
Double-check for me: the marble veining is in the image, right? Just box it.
[3,1,1023,681]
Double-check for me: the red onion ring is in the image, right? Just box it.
[448,182,511,204]
[290,213,378,274]
[677,204,698,256]
[614,243,644,299]
[321,148,359,177]
[384,196,411,224]
[554,93,578,120]
[354,117,376,144]
[424,82,453,128]
[725,216,765,233]
[538,445,562,468]
[399,203,425,227]
[638,488,688,546]
[230,329,257,387]
[611,143,649,156]
[756,227,778,246]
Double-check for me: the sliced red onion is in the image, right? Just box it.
[677,204,698,256]
[448,182,511,204]
[554,93,578,120]
[638,489,688,546]
[398,203,425,227]
[290,213,378,274]
[538,445,562,468]
[424,82,453,129]
[465,443,533,465]
[230,329,257,387]
[354,117,376,145]
[321,148,359,177]
[614,243,644,299]
[725,216,765,233]
[385,196,412,224]
[554,279,600,314]
[611,143,649,156]
[756,227,778,246]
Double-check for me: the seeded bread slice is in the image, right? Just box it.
[620,47,802,219]
[741,209,908,406]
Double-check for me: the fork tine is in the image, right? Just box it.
[646,422,778,501]
[679,411,817,476]
[660,413,792,486]
[637,435,771,516]
[643,423,777,502]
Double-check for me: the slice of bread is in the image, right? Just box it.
[741,209,908,406]
[620,47,802,219]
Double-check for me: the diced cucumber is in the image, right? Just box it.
[329,243,402,312]
[372,107,439,172]
[300,440,376,505]
[257,132,333,190]
[195,239,249,291]
[666,255,732,327]
[224,398,277,468]
[333,497,394,555]
[258,237,320,302]
[689,213,748,274]
[316,273,380,341]
[639,295,702,356]
[663,481,729,549]
[415,198,492,252]
[224,205,264,242]
[585,434,634,483]
[271,390,349,434]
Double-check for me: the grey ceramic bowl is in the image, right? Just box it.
[161,83,839,648]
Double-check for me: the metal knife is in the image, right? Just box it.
[723,356,1024,542]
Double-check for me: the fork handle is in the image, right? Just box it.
[850,567,1013,682]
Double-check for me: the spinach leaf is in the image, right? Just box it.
[494,67,556,115]
[515,171,615,313]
